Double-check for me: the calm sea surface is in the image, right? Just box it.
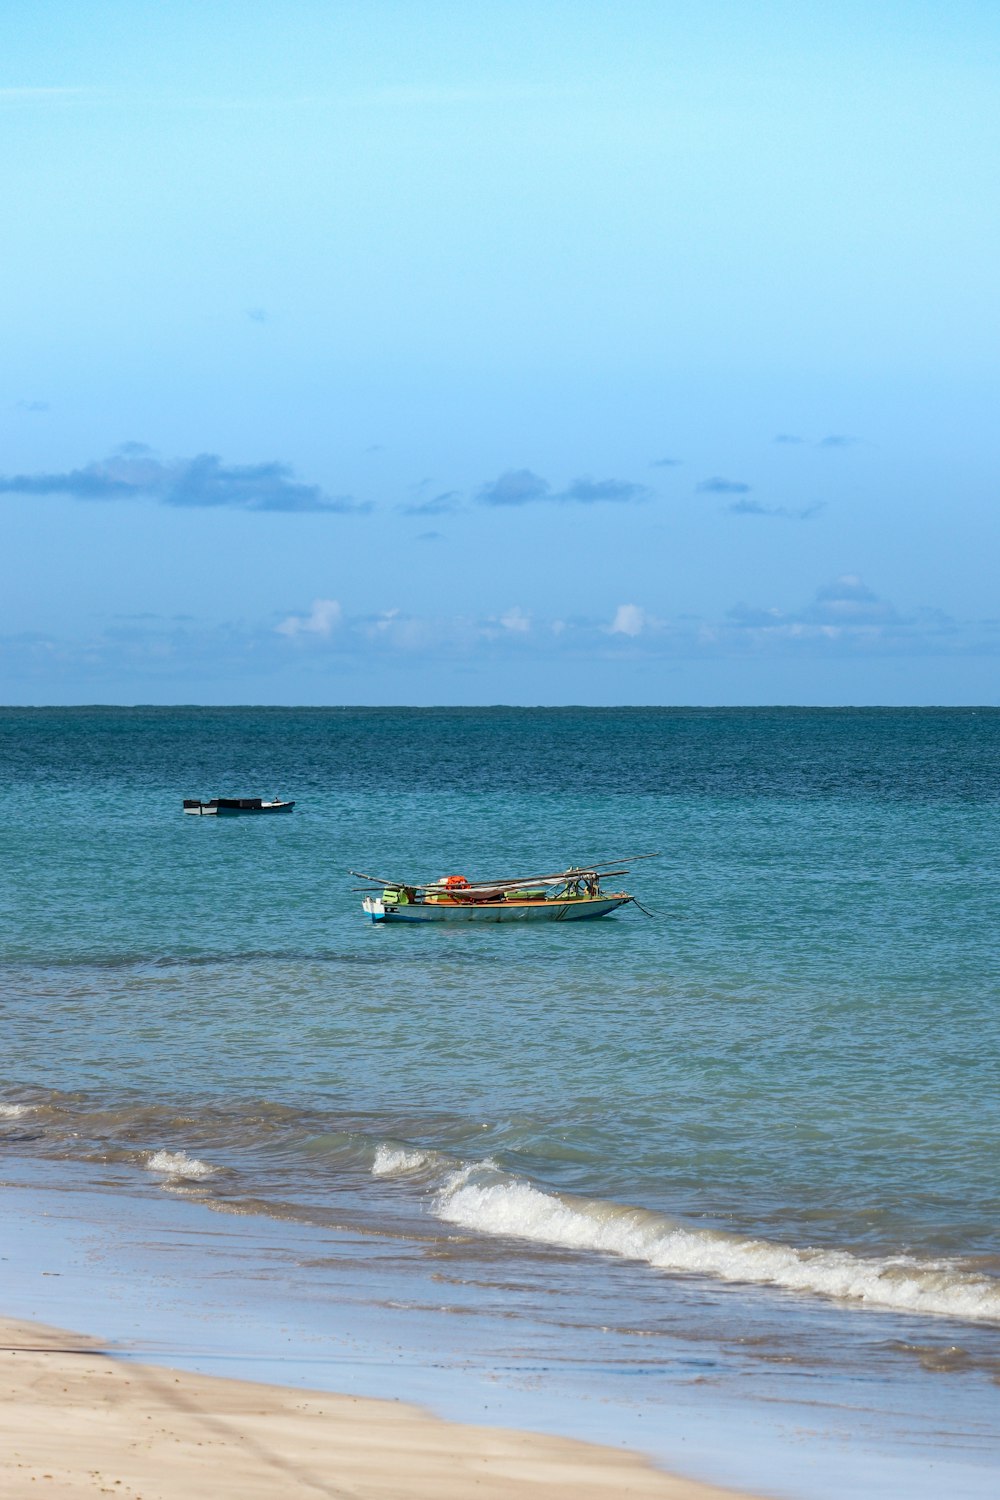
[2,708,999,1488]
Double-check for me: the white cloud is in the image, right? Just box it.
[275,598,342,638]
[609,604,646,637]
[370,608,401,633]
[500,606,531,633]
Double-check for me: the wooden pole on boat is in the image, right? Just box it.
[349,856,659,894]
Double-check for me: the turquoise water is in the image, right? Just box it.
[2,708,999,1491]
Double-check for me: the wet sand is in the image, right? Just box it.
[0,1315,755,1500]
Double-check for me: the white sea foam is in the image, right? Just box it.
[0,1103,32,1118]
[434,1165,1000,1325]
[145,1148,216,1179]
[372,1143,431,1177]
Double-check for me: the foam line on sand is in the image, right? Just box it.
[0,1315,755,1500]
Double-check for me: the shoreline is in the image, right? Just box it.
[3,1158,1000,1499]
[0,1314,751,1500]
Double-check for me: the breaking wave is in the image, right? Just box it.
[9,1084,999,1328]
[432,1161,1000,1325]
[144,1148,217,1179]
[371,1143,431,1177]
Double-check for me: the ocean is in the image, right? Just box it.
[2,707,999,1496]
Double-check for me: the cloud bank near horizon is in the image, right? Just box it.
[253,575,993,660]
[5,576,992,699]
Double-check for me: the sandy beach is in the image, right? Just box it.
[0,1315,753,1500]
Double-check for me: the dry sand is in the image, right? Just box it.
[0,1314,755,1500]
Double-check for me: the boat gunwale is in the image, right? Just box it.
[414,891,630,908]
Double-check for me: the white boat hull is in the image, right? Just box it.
[363,895,631,923]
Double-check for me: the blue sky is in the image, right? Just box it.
[2,0,998,703]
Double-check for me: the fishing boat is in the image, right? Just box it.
[183,797,295,816]
[352,855,657,923]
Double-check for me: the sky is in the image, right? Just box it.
[2,0,998,704]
